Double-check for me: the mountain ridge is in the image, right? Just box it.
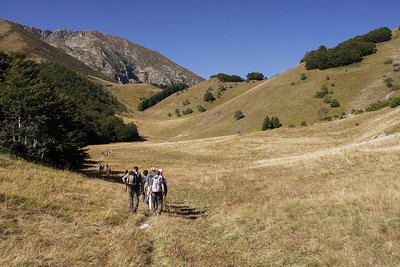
[23,24,204,86]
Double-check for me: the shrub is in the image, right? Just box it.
[234,110,244,120]
[197,105,206,112]
[384,58,393,64]
[314,85,329,98]
[326,76,330,80]
[175,108,181,117]
[246,72,265,80]
[300,73,307,80]
[300,120,307,126]
[181,108,193,115]
[218,84,226,92]
[167,112,172,117]
[351,109,364,115]
[288,124,296,128]
[203,91,215,102]
[330,99,340,107]
[182,100,190,106]
[384,77,394,88]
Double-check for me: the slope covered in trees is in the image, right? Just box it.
[0,51,139,168]
[301,27,392,70]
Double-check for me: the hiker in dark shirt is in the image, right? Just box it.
[122,166,142,213]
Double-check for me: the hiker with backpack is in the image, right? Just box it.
[122,166,142,213]
[159,169,168,210]
[145,167,157,210]
[141,170,149,204]
[149,169,167,215]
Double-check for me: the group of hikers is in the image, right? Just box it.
[122,166,168,215]
[97,162,112,174]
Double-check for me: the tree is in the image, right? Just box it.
[330,99,340,107]
[271,116,282,129]
[197,105,206,112]
[246,72,265,80]
[181,108,193,115]
[138,83,188,111]
[262,116,271,131]
[234,111,244,120]
[210,73,243,82]
[0,55,87,168]
[301,27,391,70]
[204,91,215,102]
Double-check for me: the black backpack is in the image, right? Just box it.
[127,172,140,186]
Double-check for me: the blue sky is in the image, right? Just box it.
[1,0,399,79]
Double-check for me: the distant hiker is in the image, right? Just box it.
[122,166,142,213]
[105,164,112,174]
[97,162,102,172]
[141,170,149,203]
[150,170,166,215]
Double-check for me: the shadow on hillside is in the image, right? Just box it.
[164,201,208,220]
[81,169,125,184]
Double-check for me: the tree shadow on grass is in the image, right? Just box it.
[81,169,125,184]
[164,201,208,220]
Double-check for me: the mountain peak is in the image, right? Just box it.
[24,24,203,85]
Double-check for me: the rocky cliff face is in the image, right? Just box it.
[24,26,203,86]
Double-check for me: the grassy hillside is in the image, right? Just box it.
[0,19,109,80]
[2,106,400,266]
[122,28,400,141]
[90,77,162,112]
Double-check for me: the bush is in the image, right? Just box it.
[314,85,329,98]
[197,105,206,113]
[167,112,172,117]
[204,91,215,102]
[182,99,190,106]
[330,99,340,107]
[384,77,394,88]
[351,109,364,115]
[300,73,307,80]
[234,110,245,120]
[384,58,393,64]
[175,108,181,117]
[288,124,296,128]
[300,120,307,126]
[181,108,193,115]
[246,72,265,80]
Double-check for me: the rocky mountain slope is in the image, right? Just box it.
[0,19,109,80]
[24,26,204,86]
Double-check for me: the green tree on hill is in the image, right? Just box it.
[234,110,245,120]
[246,72,264,80]
[204,91,215,102]
[210,73,243,83]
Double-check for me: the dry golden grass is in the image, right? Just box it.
[3,107,400,266]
